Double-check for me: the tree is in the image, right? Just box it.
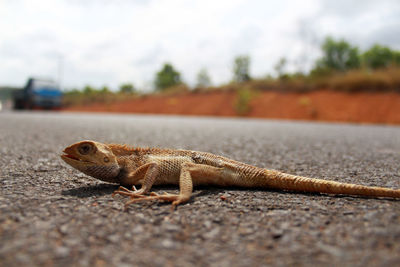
[196,68,212,88]
[362,44,399,69]
[315,36,360,72]
[394,51,400,65]
[233,55,251,83]
[83,85,95,94]
[274,57,288,79]
[100,86,110,93]
[119,83,135,93]
[154,63,182,90]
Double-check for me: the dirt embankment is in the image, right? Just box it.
[64,90,400,124]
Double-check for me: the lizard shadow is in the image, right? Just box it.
[61,184,398,203]
[60,183,228,205]
[61,184,118,198]
[61,183,191,199]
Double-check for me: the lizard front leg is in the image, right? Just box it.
[112,162,159,198]
[125,162,223,208]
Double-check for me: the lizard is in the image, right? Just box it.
[61,140,400,208]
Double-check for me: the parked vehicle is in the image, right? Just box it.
[13,78,62,110]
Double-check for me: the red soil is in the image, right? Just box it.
[64,90,400,124]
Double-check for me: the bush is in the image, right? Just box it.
[315,67,400,92]
[234,87,254,116]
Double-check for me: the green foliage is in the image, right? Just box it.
[196,68,212,88]
[233,55,251,83]
[100,86,110,94]
[119,83,135,94]
[274,57,288,79]
[155,63,182,90]
[362,44,400,69]
[315,36,360,72]
[309,66,333,78]
[64,88,80,96]
[63,84,134,106]
[234,87,253,116]
[0,86,19,101]
[395,52,400,65]
[83,85,96,95]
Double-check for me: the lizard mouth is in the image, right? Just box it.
[62,154,80,160]
[61,153,92,163]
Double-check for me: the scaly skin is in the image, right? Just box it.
[61,140,400,208]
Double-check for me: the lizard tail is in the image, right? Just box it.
[263,170,400,198]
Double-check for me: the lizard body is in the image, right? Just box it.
[61,140,400,207]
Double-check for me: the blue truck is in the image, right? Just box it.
[13,78,62,110]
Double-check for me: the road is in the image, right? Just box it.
[1,111,400,266]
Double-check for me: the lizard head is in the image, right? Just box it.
[61,140,120,183]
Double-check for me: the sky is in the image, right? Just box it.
[1,0,399,91]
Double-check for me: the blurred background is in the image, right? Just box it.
[1,0,399,123]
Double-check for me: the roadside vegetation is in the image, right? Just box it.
[63,36,400,108]
[63,84,136,106]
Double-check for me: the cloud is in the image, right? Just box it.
[314,0,400,49]
[319,0,400,17]
[367,22,400,49]
[0,0,399,90]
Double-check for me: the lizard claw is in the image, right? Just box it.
[113,187,189,209]
[112,186,146,198]
[123,194,190,210]
[112,186,128,197]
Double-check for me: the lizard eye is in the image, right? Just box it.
[78,143,93,155]
[104,156,109,163]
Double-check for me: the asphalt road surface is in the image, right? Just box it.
[1,112,400,266]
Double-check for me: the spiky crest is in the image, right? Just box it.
[107,143,160,156]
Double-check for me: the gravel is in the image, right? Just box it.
[1,111,400,266]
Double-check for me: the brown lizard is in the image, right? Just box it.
[61,140,400,208]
